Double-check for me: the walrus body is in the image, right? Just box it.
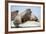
[13,9,39,24]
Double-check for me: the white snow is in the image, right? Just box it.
[11,21,40,28]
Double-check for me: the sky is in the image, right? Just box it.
[11,5,41,19]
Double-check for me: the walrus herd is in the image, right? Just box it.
[13,9,39,24]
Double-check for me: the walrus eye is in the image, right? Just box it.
[16,10,19,13]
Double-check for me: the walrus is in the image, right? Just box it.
[11,10,19,21]
[13,9,39,27]
[14,9,39,23]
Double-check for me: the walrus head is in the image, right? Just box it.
[22,9,32,23]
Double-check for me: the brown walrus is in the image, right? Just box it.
[13,9,39,24]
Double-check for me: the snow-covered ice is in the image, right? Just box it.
[11,21,40,28]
